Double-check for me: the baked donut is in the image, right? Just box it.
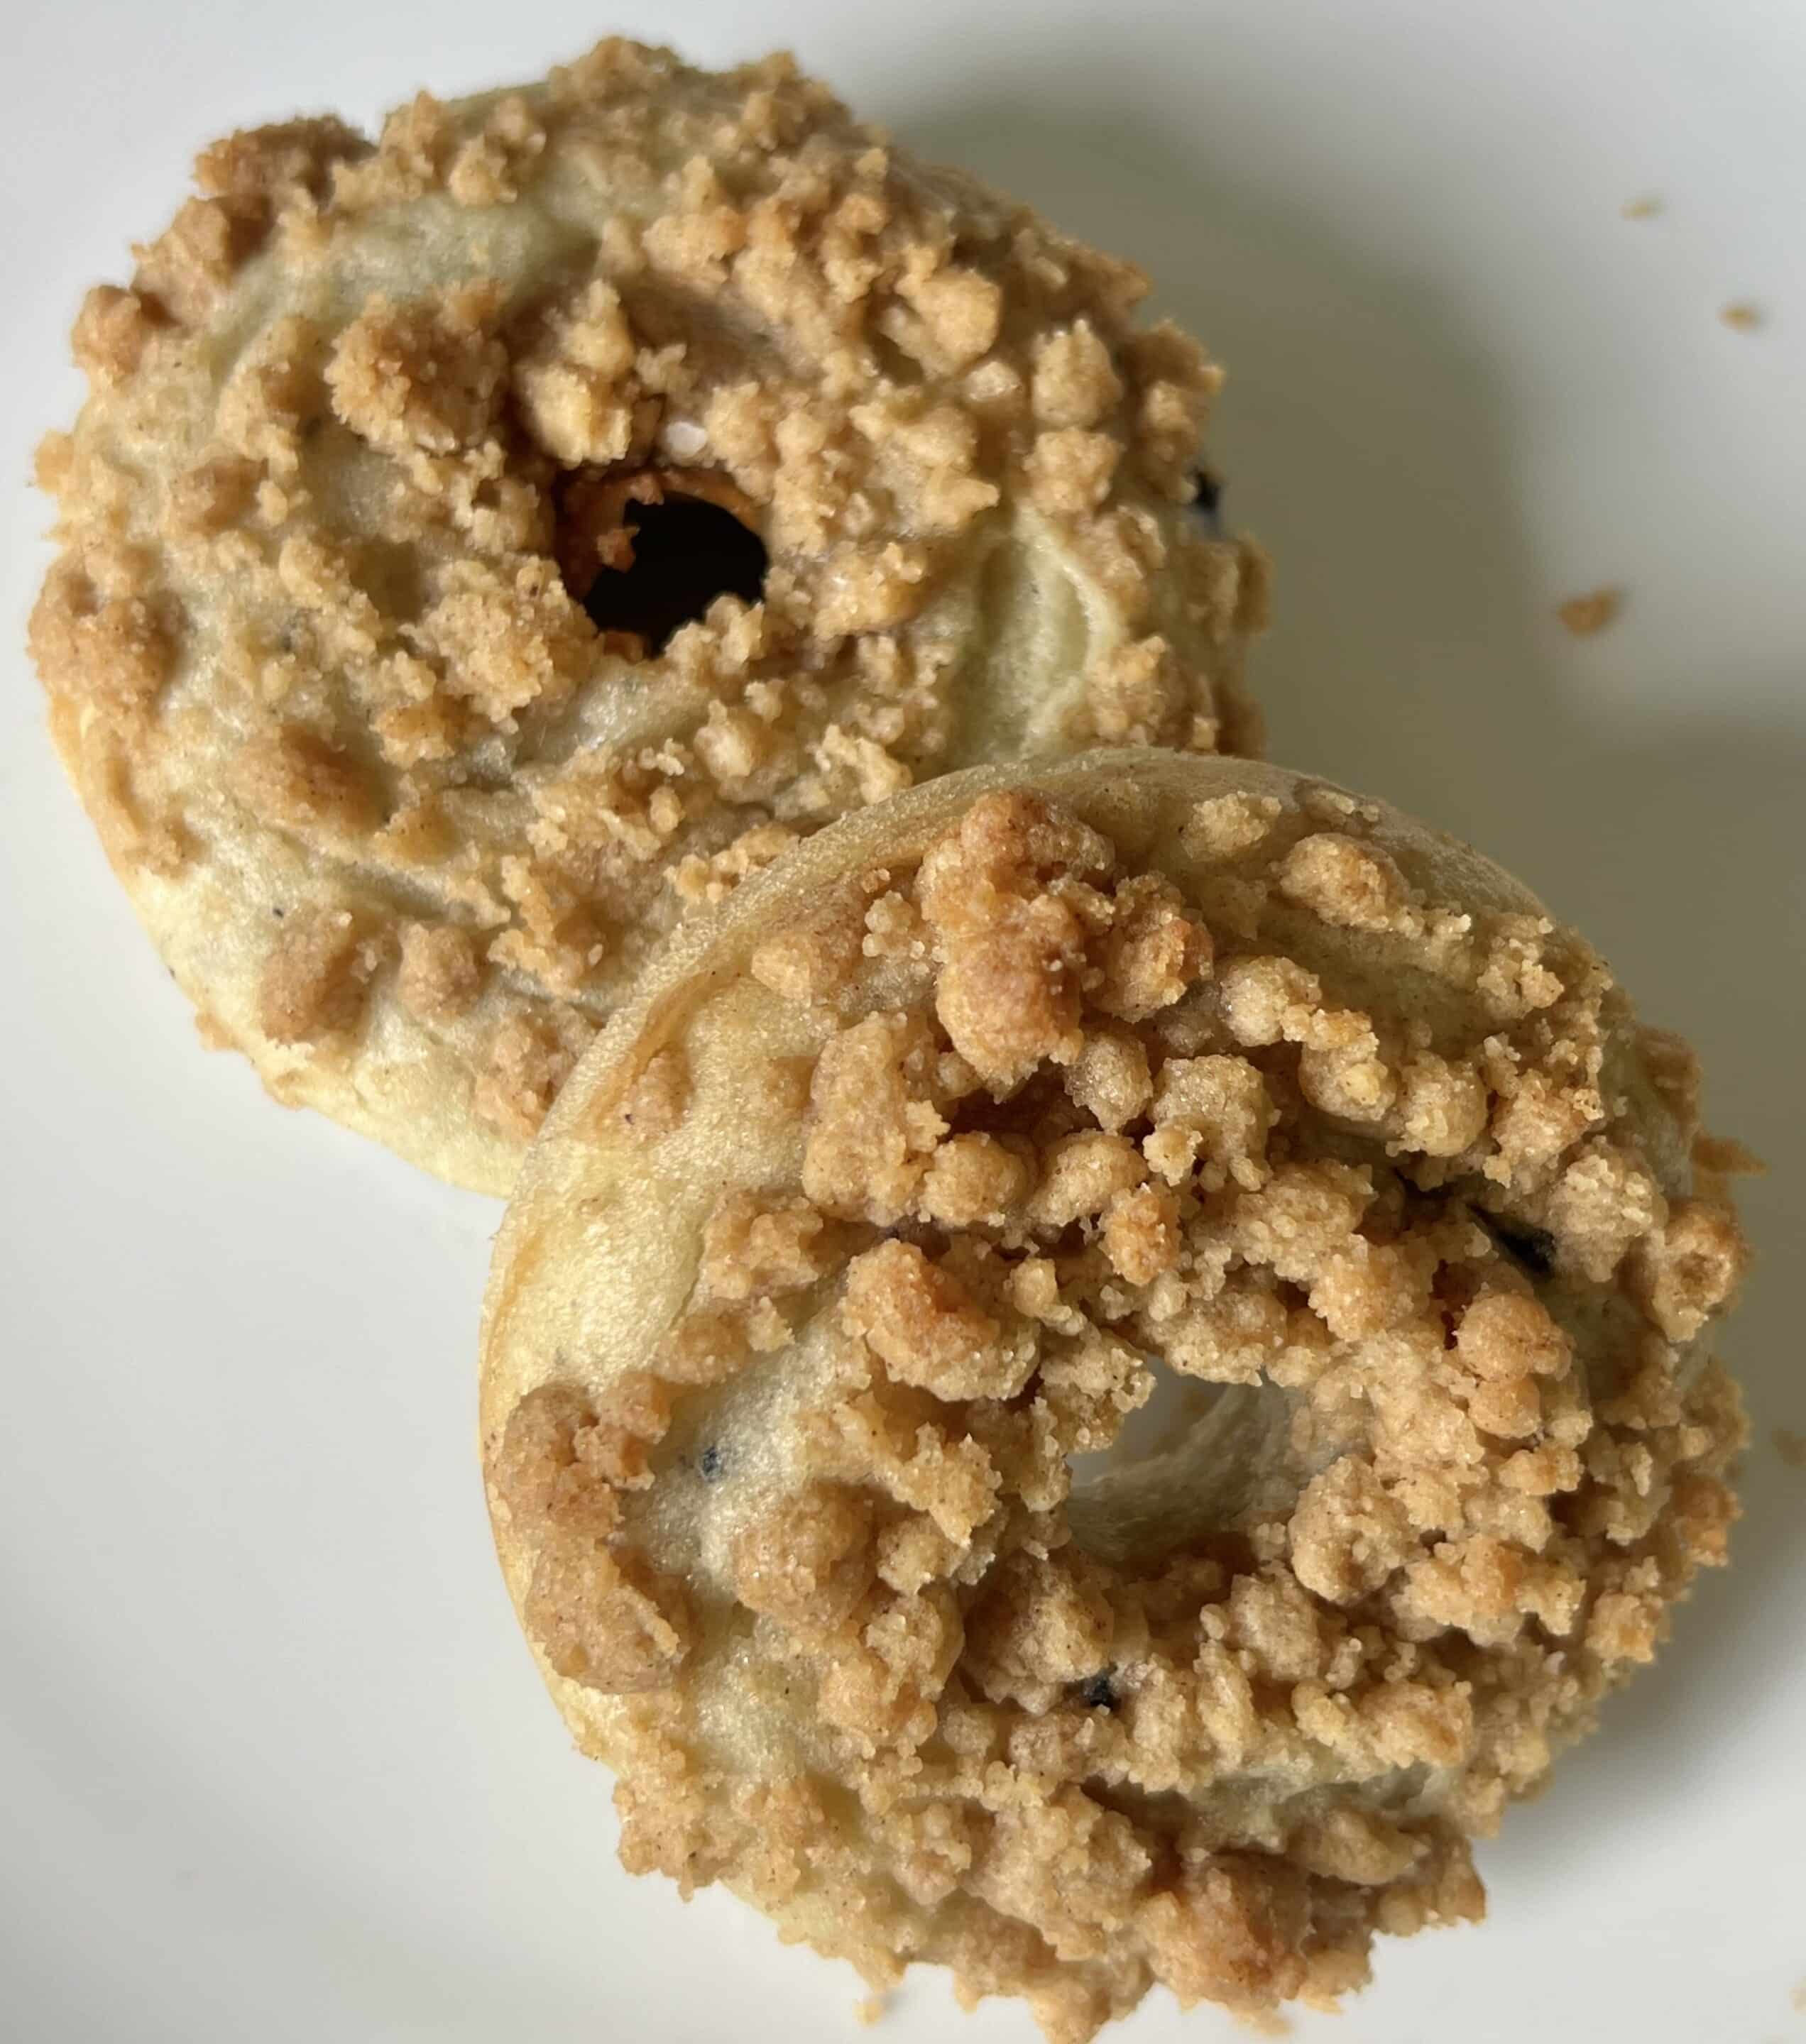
[28,39,1264,1194]
[482,749,1748,2039]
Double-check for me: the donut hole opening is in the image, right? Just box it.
[554,468,768,655]
[1066,1364,1289,1572]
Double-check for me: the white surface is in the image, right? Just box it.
[2,4,1802,2040]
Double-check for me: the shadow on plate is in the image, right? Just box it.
[901,79,1803,1857]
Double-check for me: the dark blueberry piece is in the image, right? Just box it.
[699,1444,725,1483]
[1188,468,1224,536]
[1471,1207,1557,1278]
[270,905,285,918]
[581,494,769,653]
[1076,1671,1118,1711]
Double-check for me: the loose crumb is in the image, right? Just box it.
[855,1994,890,2026]
[1557,588,1624,637]
[1237,2012,1292,2038]
[1620,196,1663,221]
[1693,1135,1766,1177]
[1773,1429,1806,1471]
[1719,302,1764,332]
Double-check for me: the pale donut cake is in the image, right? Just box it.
[481,749,1748,2038]
[30,39,1266,1194]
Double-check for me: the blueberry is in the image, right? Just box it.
[1471,1208,1557,1278]
[1189,469,1224,535]
[699,1444,725,1482]
[1076,1671,1118,1711]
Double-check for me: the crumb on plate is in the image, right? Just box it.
[1556,588,1623,637]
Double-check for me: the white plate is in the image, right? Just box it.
[3,4,1801,2040]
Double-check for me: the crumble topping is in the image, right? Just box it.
[33,38,1264,1191]
[485,759,1748,2039]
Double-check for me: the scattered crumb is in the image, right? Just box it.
[1237,2013,1293,2038]
[1775,1430,1806,1471]
[1720,301,1764,332]
[1793,1974,1806,2011]
[855,1994,890,2026]
[1620,195,1663,221]
[1557,588,1624,637]
[1694,1134,1766,1177]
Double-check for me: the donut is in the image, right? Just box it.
[28,38,1264,1195]
[481,749,1748,2039]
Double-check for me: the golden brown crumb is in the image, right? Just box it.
[615,1046,690,1143]
[1239,2016,1292,2040]
[733,1480,876,1630]
[71,285,163,385]
[1183,791,1279,860]
[525,1539,692,1691]
[1557,588,1624,637]
[1619,195,1663,221]
[396,923,483,1023]
[1719,301,1763,331]
[29,559,181,726]
[803,1011,947,1225]
[843,1239,1036,1401]
[1774,1429,1806,1471]
[700,1189,836,1303]
[233,725,377,835]
[257,908,379,1043]
[472,1006,593,1142]
[1692,1133,1766,1177]
[485,754,1750,2044]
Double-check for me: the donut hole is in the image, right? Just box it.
[554,467,768,654]
[1076,1364,1219,1478]
[1066,1365,1288,1571]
